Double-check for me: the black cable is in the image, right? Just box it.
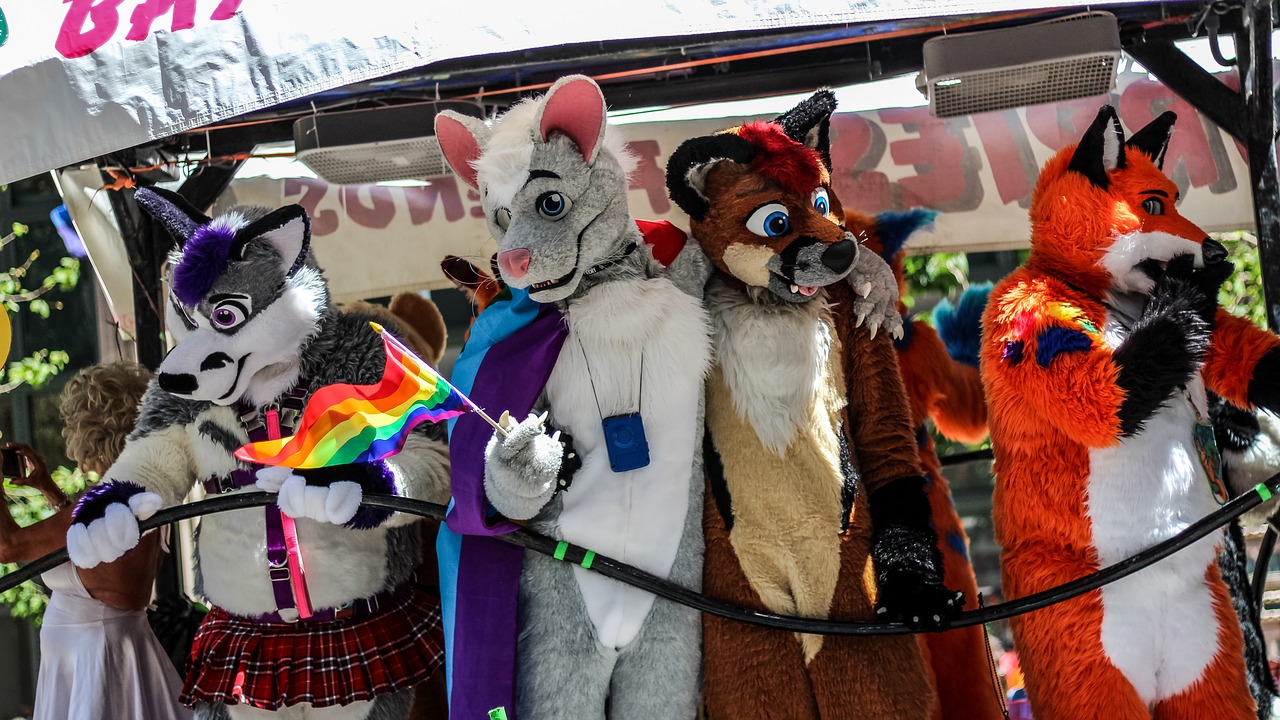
[1253,504,1280,607]
[4,473,1277,635]
[938,447,994,467]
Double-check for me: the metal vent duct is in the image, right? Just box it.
[918,12,1121,118]
[293,102,486,185]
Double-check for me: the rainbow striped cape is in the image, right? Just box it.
[437,286,568,720]
[234,323,470,468]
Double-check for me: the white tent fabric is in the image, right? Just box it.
[0,1,1125,185]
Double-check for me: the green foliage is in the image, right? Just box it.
[1216,231,1267,327]
[901,252,970,311]
[0,467,92,624]
[0,216,84,623]
[0,232,80,395]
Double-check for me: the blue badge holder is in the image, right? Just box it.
[601,412,650,472]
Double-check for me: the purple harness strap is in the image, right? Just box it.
[204,383,309,619]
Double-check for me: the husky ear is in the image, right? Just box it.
[665,134,758,221]
[133,186,210,247]
[436,111,490,190]
[231,205,311,277]
[775,90,837,170]
[536,75,607,165]
[1068,105,1126,189]
[1126,111,1177,170]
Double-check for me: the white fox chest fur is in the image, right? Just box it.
[1088,298,1224,703]
[544,275,711,650]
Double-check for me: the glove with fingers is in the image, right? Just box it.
[67,481,163,568]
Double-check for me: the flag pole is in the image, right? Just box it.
[371,322,509,438]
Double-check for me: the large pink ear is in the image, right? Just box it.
[435,111,488,190]
[536,75,606,165]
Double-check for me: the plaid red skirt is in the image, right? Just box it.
[180,586,444,710]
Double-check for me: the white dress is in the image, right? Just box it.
[34,562,192,720]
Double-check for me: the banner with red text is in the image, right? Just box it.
[210,70,1260,304]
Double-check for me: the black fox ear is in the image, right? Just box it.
[1068,105,1126,190]
[1126,111,1177,170]
[664,134,757,221]
[230,205,311,277]
[133,187,210,247]
[774,90,837,170]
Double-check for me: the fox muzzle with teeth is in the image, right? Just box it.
[766,233,859,301]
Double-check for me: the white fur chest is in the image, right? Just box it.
[1088,301,1223,701]
[178,407,390,615]
[545,275,711,650]
[707,277,832,455]
[1088,300,1220,565]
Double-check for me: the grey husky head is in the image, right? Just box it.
[435,75,640,303]
[134,187,328,407]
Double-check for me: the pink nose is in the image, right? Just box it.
[498,248,531,279]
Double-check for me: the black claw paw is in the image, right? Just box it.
[555,430,582,492]
[875,576,965,629]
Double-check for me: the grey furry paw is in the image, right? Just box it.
[662,239,713,298]
[847,249,904,340]
[484,411,576,520]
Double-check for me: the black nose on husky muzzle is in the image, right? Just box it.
[1201,238,1227,265]
[820,239,857,273]
[158,372,198,395]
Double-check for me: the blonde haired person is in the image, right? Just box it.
[0,361,191,720]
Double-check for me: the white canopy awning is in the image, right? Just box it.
[0,1,1127,185]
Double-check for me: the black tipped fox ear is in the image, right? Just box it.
[1068,105,1126,190]
[1126,111,1177,170]
[231,205,311,277]
[665,135,757,221]
[133,187,210,247]
[774,90,837,170]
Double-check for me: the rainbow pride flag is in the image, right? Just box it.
[235,323,471,468]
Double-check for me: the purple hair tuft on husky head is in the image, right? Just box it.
[173,221,240,307]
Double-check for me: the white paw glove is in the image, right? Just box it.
[277,475,363,525]
[66,492,162,568]
[483,411,572,521]
[255,466,297,492]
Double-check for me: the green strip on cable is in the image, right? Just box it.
[1258,484,1273,502]
[554,541,569,561]
[581,551,596,570]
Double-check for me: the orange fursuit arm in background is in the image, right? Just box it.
[895,293,1004,720]
[1203,309,1280,412]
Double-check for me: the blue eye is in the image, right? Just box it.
[812,188,830,216]
[536,192,572,220]
[746,203,791,237]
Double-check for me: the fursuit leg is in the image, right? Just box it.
[515,550,614,720]
[1003,553,1149,720]
[921,476,1006,720]
[224,699,381,720]
[608,465,704,720]
[1153,565,1257,720]
[701,490,818,720]
[1221,520,1277,720]
[808,496,934,720]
